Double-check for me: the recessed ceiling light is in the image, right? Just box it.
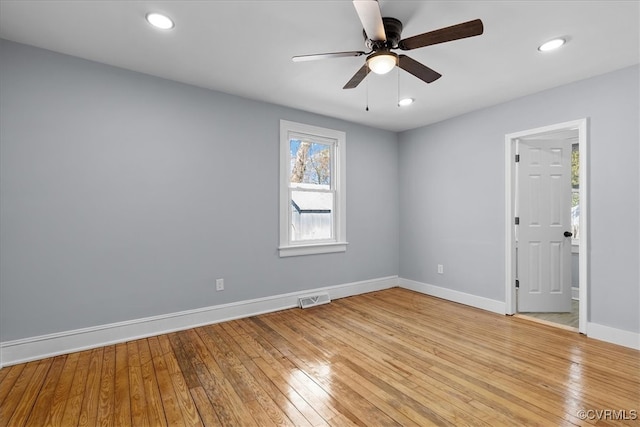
[538,38,566,52]
[398,98,414,107]
[146,12,174,30]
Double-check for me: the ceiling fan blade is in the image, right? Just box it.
[353,0,386,41]
[343,64,369,89]
[398,55,442,84]
[399,19,484,50]
[292,51,366,62]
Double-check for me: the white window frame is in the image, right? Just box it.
[279,120,347,257]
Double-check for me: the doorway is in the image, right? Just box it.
[505,119,588,334]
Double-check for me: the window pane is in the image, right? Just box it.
[571,144,579,240]
[290,139,331,187]
[290,190,333,241]
[572,144,579,189]
[571,191,580,240]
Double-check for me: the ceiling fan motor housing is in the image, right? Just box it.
[364,17,403,50]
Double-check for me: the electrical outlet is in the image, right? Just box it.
[216,278,224,291]
[437,264,444,274]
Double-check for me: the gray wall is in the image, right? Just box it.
[399,65,639,334]
[0,40,399,341]
[2,38,638,343]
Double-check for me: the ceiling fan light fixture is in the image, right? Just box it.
[146,12,174,30]
[367,51,398,75]
[538,38,566,52]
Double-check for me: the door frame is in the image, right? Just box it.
[505,118,588,334]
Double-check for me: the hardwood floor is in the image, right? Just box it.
[1,288,638,426]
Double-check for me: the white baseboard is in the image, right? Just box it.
[587,322,640,350]
[398,278,506,315]
[5,276,635,367]
[397,278,640,351]
[0,276,398,367]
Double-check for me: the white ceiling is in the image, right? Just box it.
[1,1,638,132]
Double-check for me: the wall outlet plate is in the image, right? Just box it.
[216,278,224,291]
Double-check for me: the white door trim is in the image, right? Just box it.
[505,118,588,334]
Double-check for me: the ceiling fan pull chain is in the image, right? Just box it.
[397,66,400,107]
[365,66,370,111]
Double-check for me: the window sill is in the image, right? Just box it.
[279,241,348,257]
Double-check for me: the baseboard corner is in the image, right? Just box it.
[398,277,506,315]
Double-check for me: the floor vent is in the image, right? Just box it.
[298,293,331,309]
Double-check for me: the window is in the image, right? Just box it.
[279,120,346,257]
[571,143,580,241]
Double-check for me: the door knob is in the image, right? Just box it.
[564,231,573,237]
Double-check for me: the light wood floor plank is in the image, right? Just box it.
[350,295,596,424]
[138,338,167,427]
[77,347,104,427]
[42,352,80,426]
[1,288,638,426]
[345,292,637,410]
[327,297,581,424]
[172,329,238,425]
[113,342,131,426]
[0,362,35,423]
[189,386,223,427]
[195,326,279,426]
[292,308,492,426]
[147,336,185,427]
[95,344,116,427]
[234,318,343,423]
[268,311,423,425]
[255,315,403,426]
[0,364,25,408]
[212,322,316,427]
[6,360,50,427]
[127,340,150,427]
[227,324,329,427]
[157,334,203,426]
[0,363,11,385]
[241,316,364,425]
[24,356,67,427]
[206,322,308,426]
[59,348,92,426]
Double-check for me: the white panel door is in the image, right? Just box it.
[517,138,572,312]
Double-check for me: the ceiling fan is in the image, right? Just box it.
[292,0,484,89]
